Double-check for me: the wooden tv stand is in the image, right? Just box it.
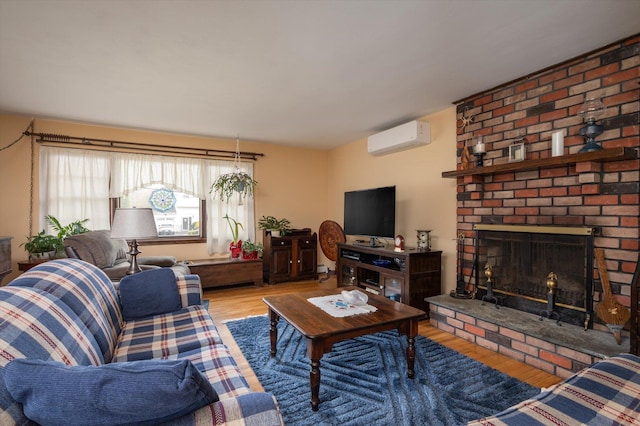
[336,242,441,314]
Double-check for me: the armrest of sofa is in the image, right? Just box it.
[137,256,178,267]
[168,392,283,426]
[138,257,191,276]
[176,274,203,307]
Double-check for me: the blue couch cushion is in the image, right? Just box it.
[119,268,181,320]
[3,358,219,426]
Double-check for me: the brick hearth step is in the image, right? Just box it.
[427,294,626,378]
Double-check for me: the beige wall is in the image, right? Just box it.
[328,107,458,293]
[1,109,458,294]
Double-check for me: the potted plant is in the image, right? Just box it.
[258,216,291,237]
[210,136,258,204]
[224,214,243,258]
[45,214,90,240]
[21,230,63,260]
[210,172,257,203]
[241,240,263,260]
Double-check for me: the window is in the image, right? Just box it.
[117,184,206,241]
[40,146,255,254]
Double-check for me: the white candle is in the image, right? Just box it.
[475,137,486,154]
[551,131,564,157]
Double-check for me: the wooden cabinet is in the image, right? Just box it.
[263,229,318,284]
[269,239,293,282]
[336,242,441,314]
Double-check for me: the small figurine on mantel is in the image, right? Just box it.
[461,146,473,170]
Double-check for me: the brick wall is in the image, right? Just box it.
[454,34,639,321]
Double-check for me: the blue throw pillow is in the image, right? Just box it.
[3,359,218,426]
[119,268,181,320]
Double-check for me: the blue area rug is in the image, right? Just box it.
[226,315,539,426]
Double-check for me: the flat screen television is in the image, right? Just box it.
[344,186,396,247]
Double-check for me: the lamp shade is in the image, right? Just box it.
[110,208,158,239]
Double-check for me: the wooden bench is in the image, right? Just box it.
[186,258,263,289]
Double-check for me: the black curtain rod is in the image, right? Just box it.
[23,131,264,161]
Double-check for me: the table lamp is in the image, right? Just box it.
[110,208,158,275]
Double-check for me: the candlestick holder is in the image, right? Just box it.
[473,137,486,167]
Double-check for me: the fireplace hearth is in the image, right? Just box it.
[473,225,595,328]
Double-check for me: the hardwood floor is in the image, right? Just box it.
[204,277,562,392]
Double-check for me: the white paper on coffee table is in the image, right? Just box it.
[307,294,377,318]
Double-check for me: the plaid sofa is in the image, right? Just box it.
[0,258,283,425]
[468,353,640,425]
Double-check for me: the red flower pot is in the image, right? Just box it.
[242,250,258,260]
[230,240,242,258]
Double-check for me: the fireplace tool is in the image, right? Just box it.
[481,263,501,308]
[595,248,630,345]
[450,232,473,299]
[539,272,561,325]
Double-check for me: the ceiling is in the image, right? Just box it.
[1,0,638,149]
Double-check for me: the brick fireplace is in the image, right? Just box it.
[474,224,594,328]
[430,35,639,378]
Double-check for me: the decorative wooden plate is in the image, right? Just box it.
[318,220,346,262]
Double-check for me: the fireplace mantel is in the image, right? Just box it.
[441,147,637,179]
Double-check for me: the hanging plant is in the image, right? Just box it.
[210,171,257,203]
[210,135,258,203]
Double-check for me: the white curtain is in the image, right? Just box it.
[205,160,255,254]
[39,147,112,231]
[40,147,255,254]
[110,153,205,197]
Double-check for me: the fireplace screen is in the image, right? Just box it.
[474,225,595,328]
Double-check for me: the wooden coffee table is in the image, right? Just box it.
[263,289,426,411]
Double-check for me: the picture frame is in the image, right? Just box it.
[508,142,525,162]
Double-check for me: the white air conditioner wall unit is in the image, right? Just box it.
[367,120,431,155]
